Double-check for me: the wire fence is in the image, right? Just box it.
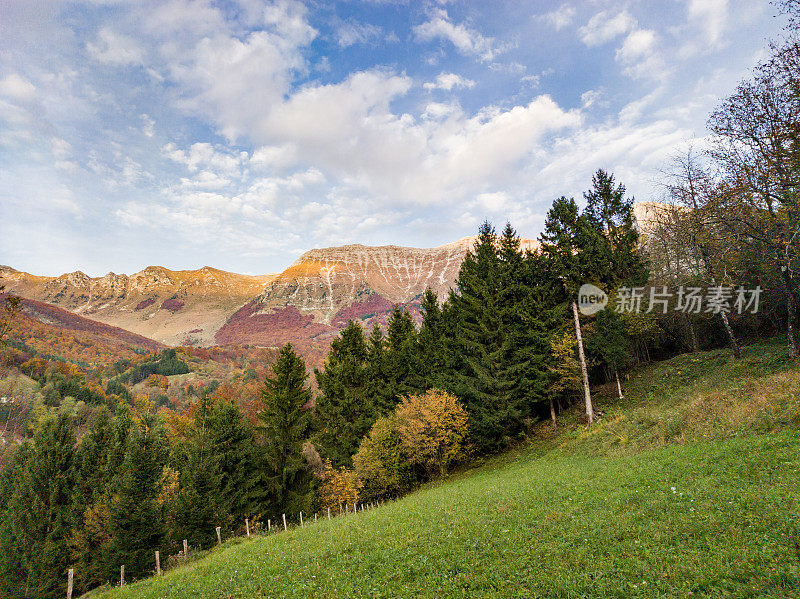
[66,499,391,598]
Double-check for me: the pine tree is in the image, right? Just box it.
[446,222,518,451]
[206,400,259,523]
[0,415,76,599]
[416,288,446,390]
[380,306,419,410]
[259,344,314,518]
[540,197,597,423]
[108,414,167,581]
[314,322,375,466]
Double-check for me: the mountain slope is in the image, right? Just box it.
[0,266,276,347]
[88,339,800,598]
[5,294,164,364]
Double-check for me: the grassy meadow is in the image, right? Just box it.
[88,339,800,598]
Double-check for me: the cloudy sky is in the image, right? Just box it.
[0,0,784,277]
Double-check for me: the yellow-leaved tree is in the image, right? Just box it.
[317,459,361,512]
[394,389,468,477]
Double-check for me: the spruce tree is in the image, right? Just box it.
[0,415,76,599]
[259,344,314,518]
[108,414,167,581]
[380,306,419,410]
[314,321,374,466]
[416,288,446,390]
[446,222,518,452]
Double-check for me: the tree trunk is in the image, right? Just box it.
[687,317,699,352]
[719,311,741,359]
[571,301,594,424]
[615,369,623,400]
[549,395,556,426]
[780,266,799,359]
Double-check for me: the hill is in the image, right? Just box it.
[0,265,276,347]
[87,339,800,598]
[4,294,164,365]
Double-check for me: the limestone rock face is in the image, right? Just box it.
[0,265,275,346]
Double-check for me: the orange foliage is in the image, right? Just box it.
[395,389,469,476]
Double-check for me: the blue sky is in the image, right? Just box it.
[0,0,784,276]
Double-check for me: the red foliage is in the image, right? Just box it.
[331,293,394,327]
[160,298,185,312]
[135,297,156,311]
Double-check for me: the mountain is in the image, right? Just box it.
[4,294,164,364]
[0,266,275,347]
[215,237,538,355]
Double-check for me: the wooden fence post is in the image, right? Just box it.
[120,565,125,586]
[353,502,357,514]
[183,539,188,561]
[246,518,250,537]
[155,551,161,576]
[216,526,222,545]
[67,568,73,599]
[314,513,318,524]
[300,512,304,528]
[328,506,331,520]
[268,518,271,532]
[282,513,287,531]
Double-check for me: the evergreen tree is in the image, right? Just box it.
[171,393,222,549]
[416,288,446,390]
[540,197,598,423]
[379,306,419,411]
[0,415,76,599]
[259,344,314,518]
[588,309,631,399]
[107,414,167,581]
[446,222,518,451]
[206,400,259,523]
[314,322,374,466]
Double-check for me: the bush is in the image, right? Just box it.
[394,389,468,477]
[353,416,415,500]
[317,460,361,511]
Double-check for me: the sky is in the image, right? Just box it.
[0,0,786,277]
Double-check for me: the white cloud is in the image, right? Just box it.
[423,72,476,91]
[617,29,657,63]
[336,21,394,47]
[686,0,729,47]
[87,27,144,65]
[581,89,602,109]
[579,10,636,46]
[539,6,576,31]
[0,73,37,102]
[413,8,506,61]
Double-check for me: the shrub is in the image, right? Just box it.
[353,415,415,500]
[317,460,361,511]
[394,389,468,477]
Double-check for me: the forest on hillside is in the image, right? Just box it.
[0,3,799,598]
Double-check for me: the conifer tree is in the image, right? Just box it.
[259,344,314,517]
[540,197,597,423]
[0,415,76,599]
[108,414,167,581]
[416,288,446,390]
[380,306,419,410]
[314,322,374,466]
[447,222,518,451]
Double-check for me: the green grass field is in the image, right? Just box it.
[89,340,800,598]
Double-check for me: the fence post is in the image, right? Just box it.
[67,568,73,599]
[216,526,222,545]
[155,550,161,576]
[120,565,125,586]
[268,518,271,532]
[328,506,331,520]
[314,513,318,524]
[246,518,250,537]
[353,502,357,514]
[183,539,188,561]
[300,512,304,528]
[282,513,287,531]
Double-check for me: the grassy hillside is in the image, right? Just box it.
[89,340,800,598]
